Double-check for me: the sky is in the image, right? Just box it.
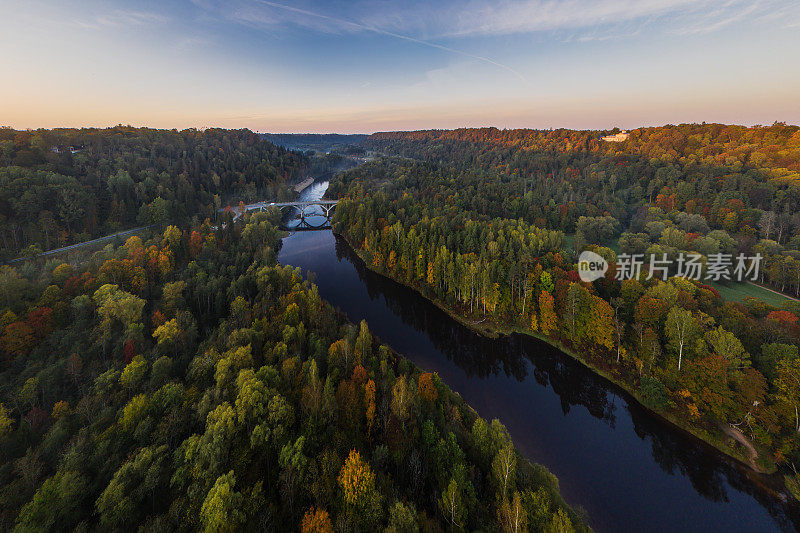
[1,0,799,133]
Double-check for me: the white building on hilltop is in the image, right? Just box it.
[601,130,630,142]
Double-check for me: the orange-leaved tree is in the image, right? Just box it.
[418,372,438,403]
[365,379,376,437]
[538,291,557,336]
[300,506,333,533]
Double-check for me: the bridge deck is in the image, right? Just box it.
[218,199,339,223]
[261,200,338,207]
[219,199,338,212]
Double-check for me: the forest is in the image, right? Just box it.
[0,126,307,260]
[328,123,800,495]
[262,134,369,154]
[0,128,585,531]
[4,121,800,528]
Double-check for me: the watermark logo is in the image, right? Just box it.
[615,253,762,282]
[578,250,608,282]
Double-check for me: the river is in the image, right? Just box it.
[277,180,799,532]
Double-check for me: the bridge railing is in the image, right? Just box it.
[217,199,339,227]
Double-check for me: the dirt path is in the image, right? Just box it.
[747,281,800,303]
[719,422,764,473]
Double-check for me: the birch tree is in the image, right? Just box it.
[665,307,696,371]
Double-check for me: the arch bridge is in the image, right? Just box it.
[230,200,338,229]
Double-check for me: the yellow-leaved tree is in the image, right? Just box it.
[338,449,376,507]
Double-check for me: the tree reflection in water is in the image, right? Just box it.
[332,234,799,531]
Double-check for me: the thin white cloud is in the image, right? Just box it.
[74,9,168,30]
[445,0,694,36]
[201,0,796,46]
[230,2,356,35]
[672,1,762,35]
[229,1,528,81]
[437,0,790,38]
[190,0,796,84]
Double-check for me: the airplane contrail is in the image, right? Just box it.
[255,0,528,82]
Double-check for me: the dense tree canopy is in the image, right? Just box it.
[0,206,584,530]
[331,123,800,496]
[0,126,307,258]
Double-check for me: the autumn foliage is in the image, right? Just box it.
[300,507,333,533]
[1,322,35,359]
[330,123,800,502]
[338,450,376,507]
[418,372,438,403]
[365,379,376,437]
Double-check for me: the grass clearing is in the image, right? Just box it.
[563,234,794,308]
[707,280,794,307]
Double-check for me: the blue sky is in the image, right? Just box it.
[1,0,799,132]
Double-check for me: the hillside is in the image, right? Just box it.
[0,128,586,531]
[329,123,800,497]
[0,127,307,260]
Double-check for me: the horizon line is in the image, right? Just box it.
[3,120,799,136]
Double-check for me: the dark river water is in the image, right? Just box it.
[277,182,799,532]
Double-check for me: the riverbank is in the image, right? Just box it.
[333,231,790,498]
[274,229,591,530]
[279,228,798,529]
[293,177,315,193]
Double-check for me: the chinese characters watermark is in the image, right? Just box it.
[614,253,762,282]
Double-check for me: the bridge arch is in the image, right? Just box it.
[260,200,338,229]
[219,199,338,229]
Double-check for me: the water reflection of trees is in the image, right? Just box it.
[626,400,798,530]
[334,235,799,532]
[337,237,615,422]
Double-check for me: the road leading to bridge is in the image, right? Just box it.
[6,226,152,264]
